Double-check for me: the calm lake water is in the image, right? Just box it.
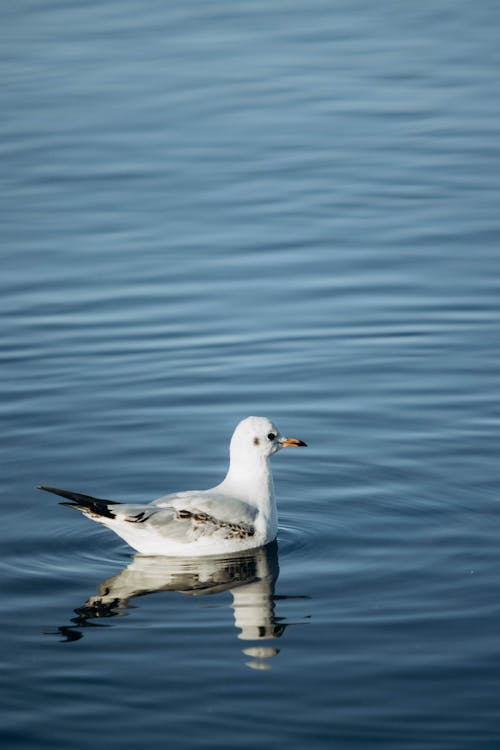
[2,2,500,748]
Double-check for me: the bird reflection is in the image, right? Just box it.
[56,541,307,669]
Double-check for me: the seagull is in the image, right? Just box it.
[37,416,307,556]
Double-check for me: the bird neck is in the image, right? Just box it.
[221,453,277,531]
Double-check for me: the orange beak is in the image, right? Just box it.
[279,436,307,448]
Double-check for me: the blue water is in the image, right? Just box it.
[2,2,500,748]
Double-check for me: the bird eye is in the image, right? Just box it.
[267,432,276,441]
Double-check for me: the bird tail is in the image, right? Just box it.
[36,485,120,520]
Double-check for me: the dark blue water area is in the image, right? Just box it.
[2,1,500,748]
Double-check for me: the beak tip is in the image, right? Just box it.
[280,437,307,448]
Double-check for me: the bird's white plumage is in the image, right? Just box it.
[41,416,306,556]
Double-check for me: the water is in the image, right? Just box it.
[2,1,500,748]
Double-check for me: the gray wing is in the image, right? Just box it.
[38,485,256,545]
[150,490,257,527]
[112,502,256,543]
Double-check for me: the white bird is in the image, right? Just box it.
[37,416,307,556]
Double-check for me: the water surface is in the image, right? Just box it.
[2,2,500,748]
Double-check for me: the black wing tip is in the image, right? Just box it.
[37,485,69,497]
[36,485,77,499]
[36,485,119,519]
[36,485,69,495]
[37,485,64,496]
